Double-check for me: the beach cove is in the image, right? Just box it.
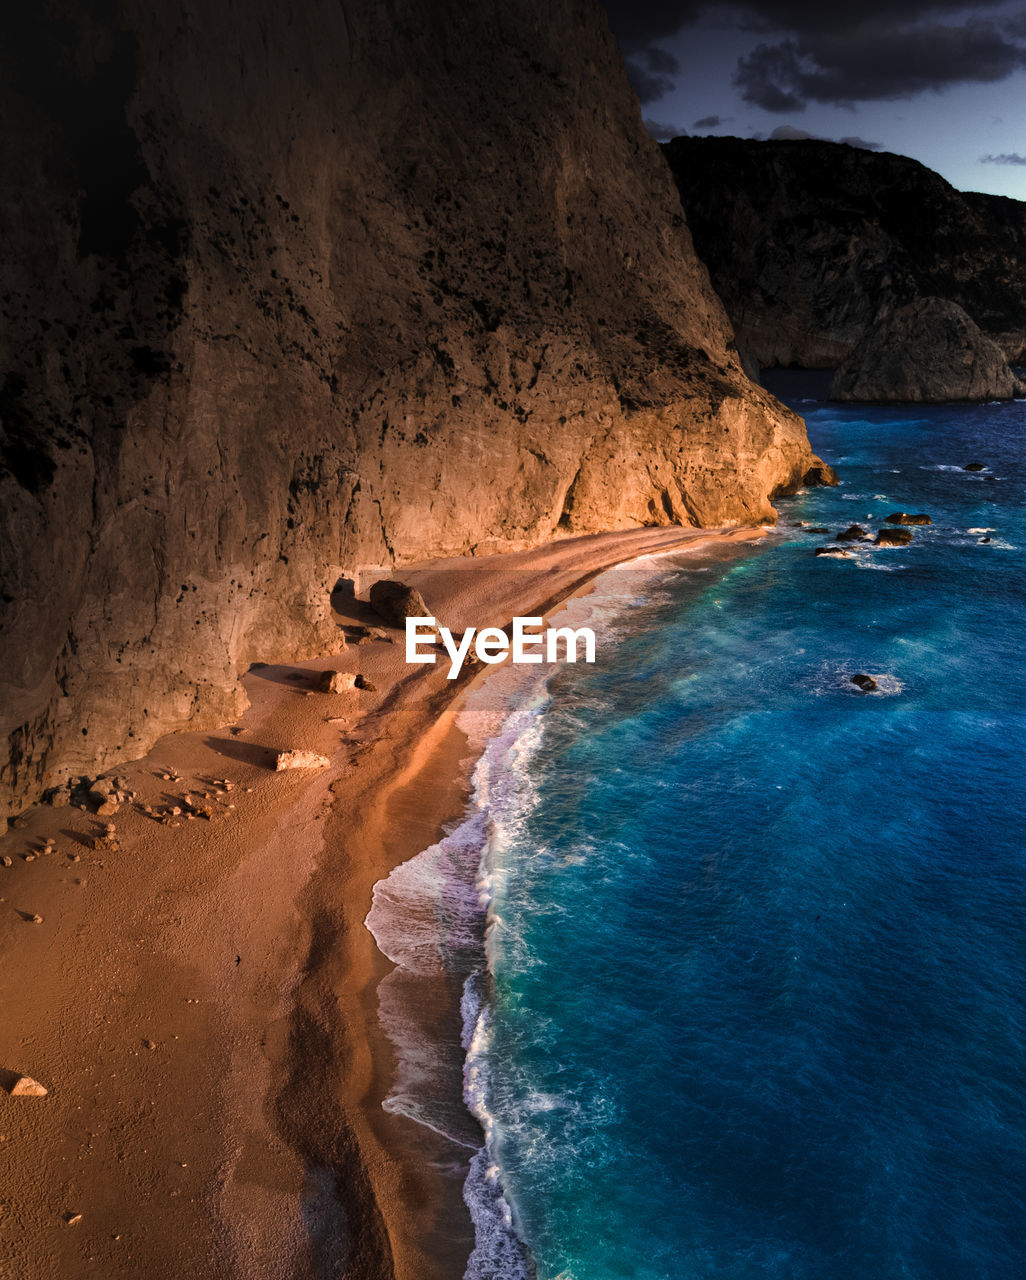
[0,524,764,1279]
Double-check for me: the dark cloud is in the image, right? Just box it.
[693,114,733,127]
[768,124,882,149]
[735,21,1026,112]
[644,118,689,140]
[602,2,1026,109]
[622,44,681,102]
[980,151,1026,164]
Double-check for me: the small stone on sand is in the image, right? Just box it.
[7,1075,47,1097]
[274,750,331,771]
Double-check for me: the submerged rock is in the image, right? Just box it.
[875,527,914,546]
[830,299,1025,403]
[851,673,879,692]
[885,512,932,525]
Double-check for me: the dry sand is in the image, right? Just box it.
[0,525,765,1280]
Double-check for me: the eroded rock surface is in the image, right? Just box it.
[0,0,829,815]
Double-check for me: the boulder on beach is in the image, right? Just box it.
[368,579,429,629]
[274,750,330,771]
[830,298,1025,403]
[836,524,871,542]
[7,1075,48,1097]
[885,512,932,525]
[851,673,879,692]
[875,527,913,546]
[317,670,357,694]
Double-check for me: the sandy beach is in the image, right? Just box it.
[0,524,765,1280]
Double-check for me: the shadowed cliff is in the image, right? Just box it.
[0,0,827,816]
[663,135,1026,371]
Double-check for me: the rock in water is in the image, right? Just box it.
[836,524,870,542]
[885,513,932,525]
[875,527,914,546]
[368,580,429,630]
[851,673,879,692]
[830,299,1024,403]
[815,547,852,558]
[803,463,840,487]
[274,750,331,771]
[964,462,986,472]
[8,1075,48,1096]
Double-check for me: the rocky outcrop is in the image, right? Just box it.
[830,300,1024,402]
[0,1,830,816]
[661,136,1026,370]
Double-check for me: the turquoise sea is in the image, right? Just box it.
[370,376,1026,1279]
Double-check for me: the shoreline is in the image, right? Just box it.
[0,524,765,1280]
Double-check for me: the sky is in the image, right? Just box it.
[601,0,1026,199]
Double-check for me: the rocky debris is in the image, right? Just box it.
[43,783,72,807]
[28,914,43,925]
[1,856,11,867]
[836,524,871,542]
[7,1075,47,1096]
[830,299,1024,403]
[964,462,986,472]
[90,822,121,852]
[368,580,430,630]
[851,673,879,692]
[354,674,378,692]
[64,1212,83,1226]
[885,513,932,525]
[875,527,914,546]
[662,136,1026,370]
[318,670,357,694]
[815,547,852,558]
[274,750,331,771]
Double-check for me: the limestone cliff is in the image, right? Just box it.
[831,299,1026,403]
[662,136,1026,371]
[0,1,828,816]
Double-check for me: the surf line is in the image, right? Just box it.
[405,615,596,680]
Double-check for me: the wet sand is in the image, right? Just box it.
[0,525,764,1280]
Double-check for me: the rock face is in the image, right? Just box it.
[0,0,830,816]
[662,136,1026,370]
[830,300,1024,403]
